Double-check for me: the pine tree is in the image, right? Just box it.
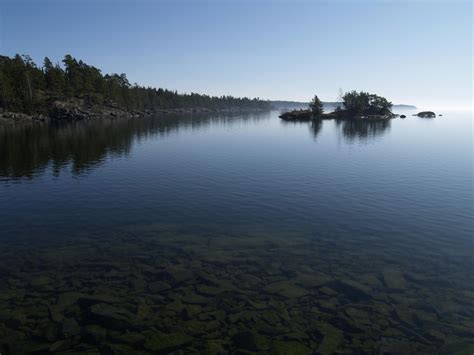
[309,95,324,118]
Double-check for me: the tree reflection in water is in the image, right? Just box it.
[0,112,270,179]
[335,118,391,141]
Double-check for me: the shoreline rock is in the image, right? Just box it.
[0,101,270,125]
[414,111,436,118]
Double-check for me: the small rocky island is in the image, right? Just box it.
[280,91,396,121]
[280,91,437,122]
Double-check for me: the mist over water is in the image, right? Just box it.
[0,109,472,353]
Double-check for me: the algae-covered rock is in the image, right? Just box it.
[206,339,226,354]
[83,324,107,343]
[232,331,259,351]
[163,267,195,284]
[438,341,474,355]
[30,275,54,287]
[49,339,75,352]
[319,286,338,296]
[345,307,371,326]
[103,343,138,354]
[264,280,310,299]
[117,331,146,345]
[382,270,407,290]
[88,303,136,330]
[196,284,226,296]
[61,317,81,337]
[261,309,281,324]
[181,292,210,305]
[143,330,193,352]
[295,272,332,288]
[148,280,172,293]
[316,321,343,354]
[271,340,312,354]
[332,279,371,301]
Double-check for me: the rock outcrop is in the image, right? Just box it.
[279,110,313,121]
[415,111,436,118]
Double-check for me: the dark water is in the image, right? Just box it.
[0,110,472,354]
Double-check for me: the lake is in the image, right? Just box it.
[0,109,472,353]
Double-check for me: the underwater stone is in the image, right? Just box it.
[333,280,371,301]
[49,339,75,352]
[319,286,338,296]
[88,303,136,330]
[232,330,259,351]
[164,267,195,284]
[61,317,81,338]
[264,280,310,299]
[181,293,210,305]
[143,330,193,352]
[44,322,59,342]
[295,272,332,288]
[271,340,312,355]
[116,331,145,345]
[261,310,281,324]
[316,321,344,354]
[383,270,407,290]
[83,325,107,343]
[30,275,54,287]
[205,340,226,354]
[148,280,172,293]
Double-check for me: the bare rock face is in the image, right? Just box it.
[50,100,91,120]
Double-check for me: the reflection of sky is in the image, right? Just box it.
[2,0,472,109]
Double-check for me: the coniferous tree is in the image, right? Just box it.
[309,95,324,118]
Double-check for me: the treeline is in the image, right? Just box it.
[0,54,271,114]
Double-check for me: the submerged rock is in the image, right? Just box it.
[264,280,310,299]
[382,270,407,290]
[331,279,372,301]
[143,330,193,352]
[83,324,107,343]
[148,280,172,293]
[61,317,81,338]
[88,303,136,330]
[316,321,344,354]
[232,331,259,351]
[272,340,312,354]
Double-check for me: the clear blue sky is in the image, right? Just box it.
[1,0,472,109]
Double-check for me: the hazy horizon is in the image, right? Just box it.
[2,0,472,110]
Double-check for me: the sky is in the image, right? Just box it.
[1,0,472,109]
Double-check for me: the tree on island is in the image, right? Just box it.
[342,91,392,116]
[309,94,324,118]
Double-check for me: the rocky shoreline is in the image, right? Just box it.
[0,99,270,125]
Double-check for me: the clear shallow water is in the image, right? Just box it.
[0,110,472,353]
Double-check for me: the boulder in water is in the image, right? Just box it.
[416,111,436,118]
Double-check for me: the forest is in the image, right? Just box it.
[0,54,271,114]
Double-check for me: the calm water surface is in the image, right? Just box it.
[0,110,472,354]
